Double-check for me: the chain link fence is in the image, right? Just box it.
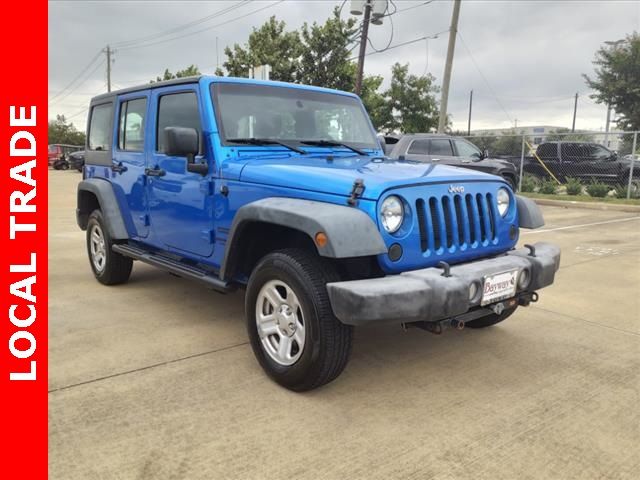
[457,131,639,200]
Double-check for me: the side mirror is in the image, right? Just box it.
[482,149,490,159]
[164,126,207,175]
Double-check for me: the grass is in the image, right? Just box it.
[521,191,640,206]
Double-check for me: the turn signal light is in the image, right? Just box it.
[315,232,328,248]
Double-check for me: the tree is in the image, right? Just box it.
[48,115,85,145]
[222,16,301,82]
[583,33,640,131]
[384,63,440,133]
[297,8,358,91]
[545,128,595,142]
[360,75,391,131]
[152,65,201,83]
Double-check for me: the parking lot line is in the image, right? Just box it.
[522,215,640,235]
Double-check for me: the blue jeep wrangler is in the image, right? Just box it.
[77,76,560,391]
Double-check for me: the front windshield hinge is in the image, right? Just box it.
[347,178,365,206]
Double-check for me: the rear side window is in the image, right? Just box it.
[537,143,557,158]
[118,98,147,151]
[156,92,201,153]
[407,139,429,155]
[88,103,113,151]
[429,139,453,156]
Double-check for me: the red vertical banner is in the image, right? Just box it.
[0,1,48,477]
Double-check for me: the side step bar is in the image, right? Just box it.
[113,244,233,293]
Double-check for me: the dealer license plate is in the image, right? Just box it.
[481,270,518,306]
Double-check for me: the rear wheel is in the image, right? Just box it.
[245,249,352,391]
[465,305,518,329]
[86,210,133,285]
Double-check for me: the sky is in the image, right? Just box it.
[48,0,640,133]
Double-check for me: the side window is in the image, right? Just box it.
[589,145,611,160]
[429,139,454,156]
[88,103,113,151]
[157,91,201,153]
[407,139,429,155]
[562,143,582,160]
[453,139,481,158]
[537,143,557,159]
[118,98,147,151]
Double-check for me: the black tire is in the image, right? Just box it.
[61,162,69,170]
[503,175,517,191]
[465,305,518,329]
[86,210,133,285]
[245,249,353,391]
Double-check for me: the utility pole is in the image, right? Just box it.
[571,92,578,132]
[354,0,372,96]
[467,89,473,136]
[105,45,112,92]
[604,103,612,147]
[437,0,461,133]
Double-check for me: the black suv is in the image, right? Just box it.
[527,141,638,187]
[388,134,519,190]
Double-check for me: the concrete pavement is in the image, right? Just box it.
[48,171,640,479]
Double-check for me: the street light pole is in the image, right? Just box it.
[437,0,462,133]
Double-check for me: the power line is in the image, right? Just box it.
[349,29,448,61]
[383,0,434,17]
[457,31,513,124]
[367,8,394,52]
[118,0,285,52]
[49,50,103,103]
[49,59,106,106]
[112,0,251,49]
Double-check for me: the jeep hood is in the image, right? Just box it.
[228,155,502,200]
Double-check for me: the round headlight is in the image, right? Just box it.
[496,188,510,217]
[380,196,404,233]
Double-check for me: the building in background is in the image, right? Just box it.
[471,125,623,151]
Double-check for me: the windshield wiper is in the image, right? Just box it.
[227,138,307,154]
[300,139,367,156]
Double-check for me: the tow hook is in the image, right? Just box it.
[517,291,539,307]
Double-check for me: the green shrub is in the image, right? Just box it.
[539,180,557,194]
[585,181,610,198]
[565,177,582,196]
[614,182,640,199]
[520,174,538,193]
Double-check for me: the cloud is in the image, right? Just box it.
[48,0,640,132]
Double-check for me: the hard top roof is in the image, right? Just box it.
[90,75,359,103]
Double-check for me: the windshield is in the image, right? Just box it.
[212,83,378,150]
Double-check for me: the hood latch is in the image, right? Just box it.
[347,178,365,206]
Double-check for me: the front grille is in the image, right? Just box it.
[416,193,497,254]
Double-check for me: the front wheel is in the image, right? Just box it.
[245,249,353,391]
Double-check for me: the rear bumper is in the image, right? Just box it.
[327,242,560,326]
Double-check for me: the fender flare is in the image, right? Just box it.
[516,195,545,229]
[220,197,387,280]
[76,178,129,240]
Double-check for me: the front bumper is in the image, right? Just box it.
[327,242,560,326]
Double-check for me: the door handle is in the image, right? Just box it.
[111,162,128,173]
[145,167,166,177]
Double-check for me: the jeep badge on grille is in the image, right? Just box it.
[448,185,465,194]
